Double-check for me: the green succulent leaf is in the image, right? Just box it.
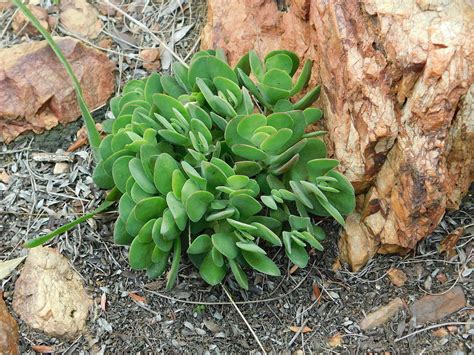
[144,73,163,103]
[188,234,212,254]
[286,242,309,268]
[251,222,282,246]
[289,59,312,95]
[228,259,249,290]
[236,241,266,255]
[249,50,265,81]
[212,233,239,259]
[129,219,155,270]
[165,238,182,290]
[113,218,134,245]
[242,251,281,277]
[186,191,214,222]
[166,192,188,231]
[129,158,157,194]
[199,252,226,286]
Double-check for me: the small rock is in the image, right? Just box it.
[359,297,405,330]
[432,327,449,337]
[12,5,49,35]
[0,171,9,184]
[59,0,102,39]
[447,325,458,333]
[203,319,220,333]
[436,272,448,284]
[97,37,113,49]
[195,327,206,336]
[0,0,12,10]
[98,0,119,16]
[13,247,92,339]
[332,258,342,272]
[47,15,59,29]
[327,333,343,348]
[139,48,161,72]
[410,286,466,325]
[387,268,407,287]
[0,297,20,355]
[53,162,69,175]
[424,276,432,290]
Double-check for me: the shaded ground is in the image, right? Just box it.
[1,0,473,354]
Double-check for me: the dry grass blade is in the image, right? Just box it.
[100,0,188,67]
[222,285,267,354]
[0,256,26,280]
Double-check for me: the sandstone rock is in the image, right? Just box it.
[0,37,114,143]
[338,213,378,271]
[59,0,102,39]
[0,0,11,10]
[0,297,20,355]
[13,247,92,339]
[327,333,343,348]
[12,4,49,35]
[53,162,69,174]
[359,297,405,330]
[410,286,466,325]
[387,268,408,287]
[139,48,161,72]
[201,0,474,270]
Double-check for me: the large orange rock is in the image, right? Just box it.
[0,37,114,143]
[202,0,474,269]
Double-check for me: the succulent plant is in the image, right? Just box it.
[23,42,355,289]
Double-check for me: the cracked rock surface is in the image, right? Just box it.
[0,37,114,143]
[12,247,92,339]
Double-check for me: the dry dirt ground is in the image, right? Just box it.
[1,0,473,354]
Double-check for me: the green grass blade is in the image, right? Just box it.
[23,200,114,248]
[12,0,102,159]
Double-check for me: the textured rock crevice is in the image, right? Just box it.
[202,0,474,269]
[0,37,115,143]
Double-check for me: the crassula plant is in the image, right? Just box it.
[16,1,355,290]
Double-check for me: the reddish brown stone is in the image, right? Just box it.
[12,5,49,35]
[139,48,161,72]
[410,286,466,325]
[0,37,115,143]
[359,297,405,330]
[0,297,20,355]
[387,268,408,287]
